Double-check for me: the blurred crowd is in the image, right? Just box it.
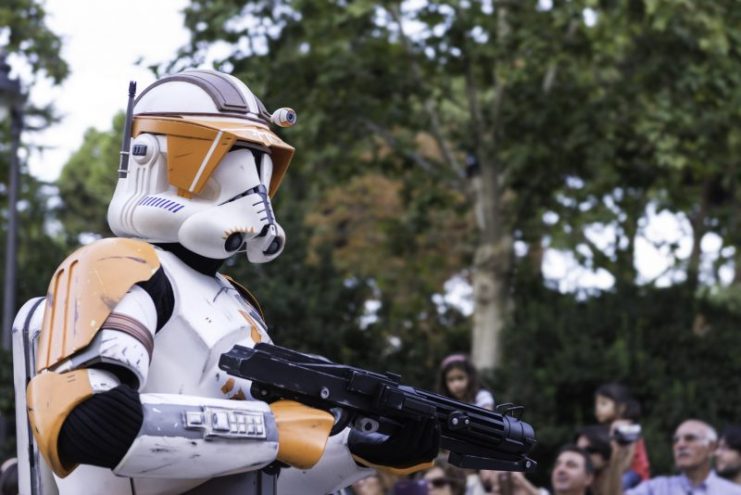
[1,354,739,495]
[347,354,741,495]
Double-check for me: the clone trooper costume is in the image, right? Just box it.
[13,71,436,495]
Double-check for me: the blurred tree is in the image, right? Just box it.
[541,0,741,291]
[163,0,480,373]
[0,0,69,458]
[173,0,548,369]
[0,0,70,297]
[165,0,741,478]
[0,0,68,85]
[172,0,741,369]
[56,112,123,244]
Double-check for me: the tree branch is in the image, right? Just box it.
[580,233,615,272]
[463,64,484,138]
[361,119,435,173]
[386,4,463,178]
[542,18,580,94]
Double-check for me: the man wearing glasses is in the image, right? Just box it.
[616,420,741,494]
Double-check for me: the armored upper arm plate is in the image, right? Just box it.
[36,238,160,372]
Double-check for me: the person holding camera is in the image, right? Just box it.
[611,419,741,494]
[594,383,649,489]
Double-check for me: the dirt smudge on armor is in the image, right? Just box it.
[150,446,173,453]
[101,295,118,310]
[221,378,235,394]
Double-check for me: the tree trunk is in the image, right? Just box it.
[470,160,511,371]
[734,249,741,285]
[471,243,510,370]
[687,181,710,288]
[469,2,512,372]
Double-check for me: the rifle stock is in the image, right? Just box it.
[219,343,537,472]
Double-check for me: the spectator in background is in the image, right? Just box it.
[438,354,494,494]
[574,425,614,495]
[614,419,741,494]
[438,354,494,410]
[479,445,594,495]
[549,446,595,495]
[716,425,741,486]
[422,457,468,495]
[352,471,397,495]
[594,383,649,488]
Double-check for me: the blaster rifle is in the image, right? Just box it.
[219,343,536,472]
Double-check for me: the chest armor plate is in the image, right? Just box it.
[143,250,271,400]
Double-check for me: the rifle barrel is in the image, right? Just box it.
[219,343,537,472]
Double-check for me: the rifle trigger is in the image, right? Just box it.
[329,407,352,435]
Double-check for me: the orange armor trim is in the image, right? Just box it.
[36,238,160,372]
[132,115,295,198]
[351,455,435,476]
[270,400,334,469]
[26,369,94,477]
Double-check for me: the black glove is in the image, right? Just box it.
[348,418,440,469]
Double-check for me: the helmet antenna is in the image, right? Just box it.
[118,81,137,178]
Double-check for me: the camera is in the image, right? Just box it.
[613,424,642,445]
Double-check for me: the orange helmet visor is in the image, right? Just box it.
[132,115,295,197]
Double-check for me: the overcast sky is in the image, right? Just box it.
[24,0,189,182]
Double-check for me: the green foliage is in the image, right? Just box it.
[0,148,66,304]
[169,1,741,477]
[221,163,472,388]
[540,0,741,286]
[171,0,741,319]
[11,176,67,304]
[0,349,14,459]
[56,113,123,243]
[0,0,70,133]
[0,0,68,84]
[0,0,71,303]
[499,278,741,484]
[0,0,69,456]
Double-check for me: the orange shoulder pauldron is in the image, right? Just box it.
[36,238,160,372]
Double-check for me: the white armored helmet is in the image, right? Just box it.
[107,70,297,262]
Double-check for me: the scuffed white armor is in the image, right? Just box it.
[17,248,368,495]
[13,70,371,495]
